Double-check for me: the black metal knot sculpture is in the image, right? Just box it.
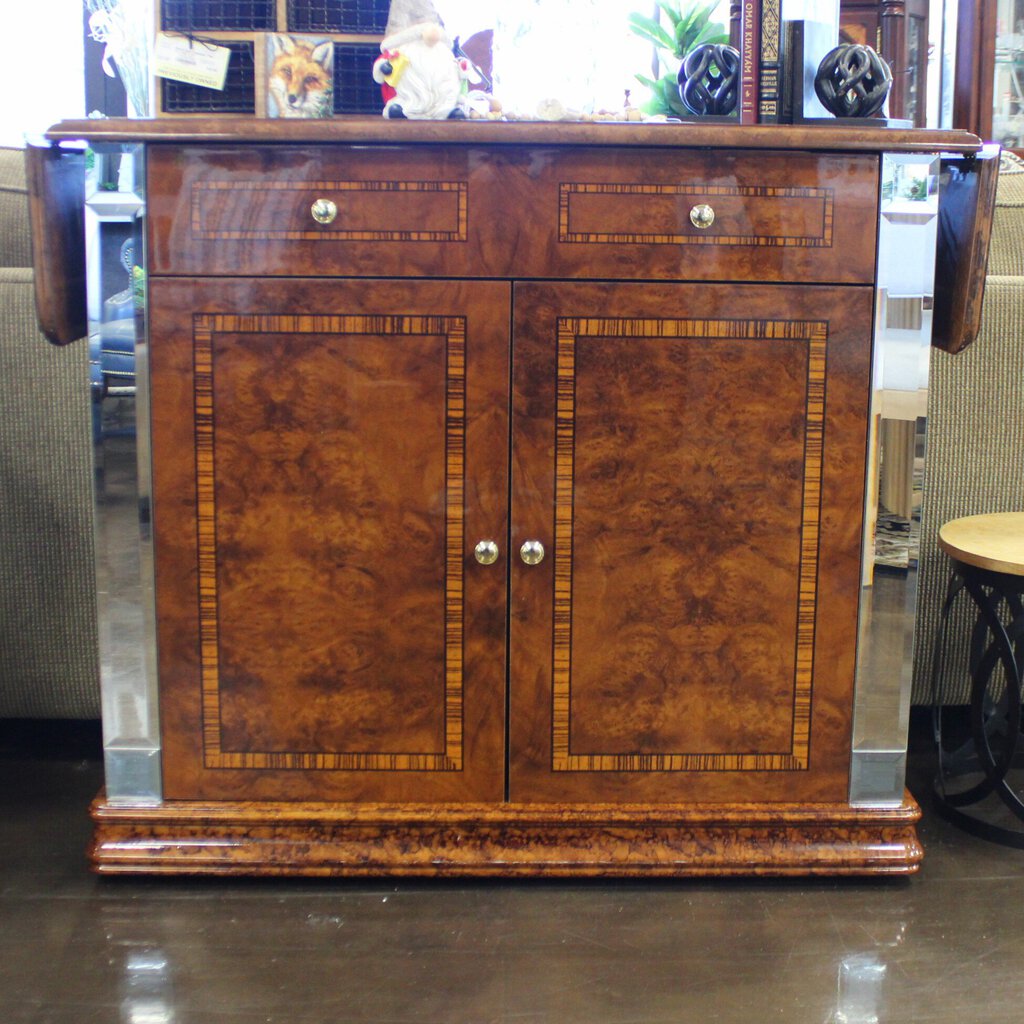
[814,43,892,118]
[677,44,740,116]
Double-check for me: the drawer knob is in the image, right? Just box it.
[689,203,715,229]
[311,198,338,225]
[519,540,545,566]
[474,539,500,565]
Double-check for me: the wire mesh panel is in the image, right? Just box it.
[161,0,277,31]
[333,43,384,114]
[289,0,390,34]
[161,42,257,112]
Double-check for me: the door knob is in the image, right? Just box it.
[689,203,715,229]
[519,540,545,565]
[473,539,499,565]
[311,198,338,224]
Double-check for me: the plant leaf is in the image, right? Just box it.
[692,22,729,48]
[655,73,688,116]
[636,75,670,116]
[655,1,683,31]
[636,69,687,117]
[627,12,675,51]
[676,5,715,53]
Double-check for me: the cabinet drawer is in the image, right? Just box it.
[147,145,878,285]
[147,145,504,278]
[507,148,879,284]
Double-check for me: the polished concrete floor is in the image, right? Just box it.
[2,717,1023,1023]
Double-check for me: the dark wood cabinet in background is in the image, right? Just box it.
[840,0,930,126]
[950,0,1024,149]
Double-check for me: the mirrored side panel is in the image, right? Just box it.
[851,152,940,806]
[87,143,160,804]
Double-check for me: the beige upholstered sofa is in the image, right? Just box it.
[913,152,1024,703]
[0,146,98,718]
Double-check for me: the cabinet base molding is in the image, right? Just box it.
[90,794,923,877]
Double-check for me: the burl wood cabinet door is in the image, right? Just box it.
[509,282,873,804]
[150,278,509,802]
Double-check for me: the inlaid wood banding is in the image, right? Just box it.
[192,313,467,773]
[191,180,469,243]
[551,317,826,773]
[559,182,834,248]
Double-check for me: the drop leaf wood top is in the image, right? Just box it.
[25,144,86,346]
[35,119,992,352]
[44,116,983,155]
[932,145,1001,354]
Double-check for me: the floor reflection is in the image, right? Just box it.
[122,947,174,1024]
[831,953,887,1024]
[1,723,1021,1024]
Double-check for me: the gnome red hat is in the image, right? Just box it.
[382,0,449,49]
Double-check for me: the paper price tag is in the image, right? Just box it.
[153,32,231,91]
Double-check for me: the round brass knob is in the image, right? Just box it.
[473,539,499,565]
[689,203,715,229]
[519,540,545,566]
[311,198,338,225]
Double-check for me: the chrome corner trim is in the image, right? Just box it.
[88,143,162,803]
[850,152,941,807]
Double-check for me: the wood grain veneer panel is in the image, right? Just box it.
[529,149,877,284]
[193,314,461,769]
[190,180,467,242]
[151,278,510,802]
[147,146,500,279]
[509,282,873,804]
[558,182,833,248]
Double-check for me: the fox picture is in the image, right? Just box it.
[267,34,334,118]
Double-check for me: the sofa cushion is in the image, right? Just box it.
[913,274,1024,702]
[0,269,99,718]
[986,152,1024,277]
[910,153,1024,704]
[0,146,34,268]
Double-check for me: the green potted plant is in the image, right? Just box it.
[629,1,730,118]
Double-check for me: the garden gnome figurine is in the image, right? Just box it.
[372,0,466,119]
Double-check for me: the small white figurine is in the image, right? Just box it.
[372,0,466,120]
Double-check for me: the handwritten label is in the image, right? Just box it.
[153,32,231,91]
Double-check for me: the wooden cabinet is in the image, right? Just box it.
[37,118,987,876]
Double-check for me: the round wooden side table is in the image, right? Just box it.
[931,512,1024,846]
